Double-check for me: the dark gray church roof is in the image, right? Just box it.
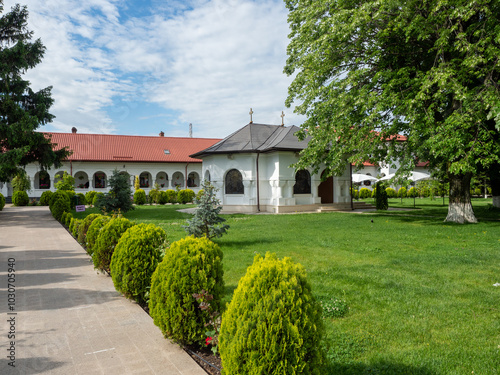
[190,123,310,158]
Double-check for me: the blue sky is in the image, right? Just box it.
[4,0,305,139]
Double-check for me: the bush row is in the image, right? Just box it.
[134,188,196,205]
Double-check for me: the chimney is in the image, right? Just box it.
[189,123,192,138]
[159,131,164,137]
[71,127,77,134]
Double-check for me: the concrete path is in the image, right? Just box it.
[0,206,206,375]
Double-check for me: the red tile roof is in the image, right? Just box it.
[45,132,221,163]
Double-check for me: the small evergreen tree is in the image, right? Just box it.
[12,172,31,193]
[134,175,140,191]
[95,170,134,213]
[183,180,229,239]
[375,182,389,210]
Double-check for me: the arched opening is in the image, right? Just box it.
[293,170,311,194]
[172,172,184,188]
[225,169,244,194]
[187,172,200,188]
[93,171,107,189]
[318,170,334,203]
[204,170,211,182]
[156,172,168,188]
[74,171,89,189]
[36,171,51,189]
[139,172,151,188]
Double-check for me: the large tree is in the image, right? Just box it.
[284,0,500,223]
[0,2,69,183]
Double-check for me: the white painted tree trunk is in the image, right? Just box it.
[445,172,478,224]
[493,196,500,208]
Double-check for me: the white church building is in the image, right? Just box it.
[1,122,356,213]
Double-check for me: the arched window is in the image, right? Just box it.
[225,169,244,194]
[37,171,51,189]
[94,172,107,189]
[187,172,200,187]
[293,170,311,194]
[204,170,211,182]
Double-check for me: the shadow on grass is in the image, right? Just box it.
[325,360,436,375]
[216,237,278,247]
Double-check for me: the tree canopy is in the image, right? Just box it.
[284,0,500,222]
[0,2,69,182]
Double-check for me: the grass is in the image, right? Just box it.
[74,200,500,374]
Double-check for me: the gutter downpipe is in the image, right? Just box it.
[256,152,260,212]
[350,163,354,210]
[70,160,73,176]
[185,162,189,188]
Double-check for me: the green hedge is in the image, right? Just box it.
[12,191,29,206]
[77,213,100,245]
[177,189,195,204]
[93,217,135,273]
[49,191,71,222]
[110,224,166,304]
[149,236,224,344]
[219,253,324,374]
[133,189,146,205]
[39,191,53,206]
[86,215,111,255]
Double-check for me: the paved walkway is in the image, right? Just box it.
[0,206,206,375]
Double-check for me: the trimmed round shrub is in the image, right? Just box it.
[92,192,105,207]
[93,217,135,273]
[408,186,417,197]
[75,193,86,206]
[77,213,100,245]
[359,187,371,199]
[148,189,161,204]
[133,189,146,205]
[110,224,166,304]
[39,191,53,206]
[72,219,83,238]
[65,212,74,227]
[398,186,407,198]
[65,190,76,209]
[12,191,29,206]
[49,191,71,222]
[86,215,111,255]
[177,189,195,204]
[159,190,169,204]
[385,188,397,198]
[219,253,324,374]
[149,236,224,345]
[61,212,68,226]
[165,189,177,203]
[85,191,97,206]
[0,193,5,211]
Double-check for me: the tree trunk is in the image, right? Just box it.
[445,172,477,223]
[489,163,500,208]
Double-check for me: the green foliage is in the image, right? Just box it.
[408,187,417,198]
[93,217,135,273]
[350,188,359,200]
[149,188,161,204]
[11,173,31,193]
[71,218,83,238]
[359,188,371,199]
[134,175,140,191]
[158,190,169,204]
[39,190,53,206]
[385,188,397,198]
[110,224,166,304]
[371,188,377,199]
[95,170,134,213]
[69,217,75,234]
[284,1,500,224]
[398,186,407,198]
[55,172,75,191]
[375,182,389,210]
[196,189,204,201]
[65,212,74,227]
[12,191,29,206]
[0,193,5,211]
[86,215,111,255]
[319,297,349,319]
[92,192,104,206]
[85,191,97,206]
[133,189,146,205]
[165,189,177,203]
[220,253,324,374]
[0,4,70,182]
[183,180,229,239]
[75,193,86,206]
[149,236,224,345]
[77,213,100,245]
[177,189,195,204]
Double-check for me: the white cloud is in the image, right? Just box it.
[2,0,303,137]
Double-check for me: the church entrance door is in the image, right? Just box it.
[318,170,333,204]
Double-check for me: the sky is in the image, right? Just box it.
[3,0,305,139]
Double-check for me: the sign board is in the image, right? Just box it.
[75,205,86,212]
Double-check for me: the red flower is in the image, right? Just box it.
[205,337,213,346]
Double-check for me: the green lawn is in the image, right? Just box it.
[74,200,500,374]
